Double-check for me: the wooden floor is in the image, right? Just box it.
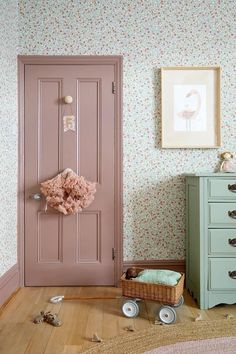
[0,287,235,354]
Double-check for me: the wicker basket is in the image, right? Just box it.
[121,268,185,306]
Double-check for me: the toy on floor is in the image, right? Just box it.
[49,294,121,304]
[33,310,62,327]
[124,325,135,331]
[91,333,103,342]
[33,311,45,324]
[224,313,234,319]
[49,268,184,326]
[121,267,184,324]
[194,313,203,321]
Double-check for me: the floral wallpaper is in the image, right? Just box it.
[0,0,18,276]
[19,0,236,261]
[2,1,235,276]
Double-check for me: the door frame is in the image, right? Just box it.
[18,55,123,286]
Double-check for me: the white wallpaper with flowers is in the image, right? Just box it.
[18,0,236,261]
[2,1,236,276]
[0,0,18,276]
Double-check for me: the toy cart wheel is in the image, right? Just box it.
[158,306,176,324]
[172,295,184,308]
[122,300,140,318]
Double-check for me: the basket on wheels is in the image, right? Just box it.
[120,268,185,323]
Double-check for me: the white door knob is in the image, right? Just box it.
[30,193,42,200]
[64,96,73,104]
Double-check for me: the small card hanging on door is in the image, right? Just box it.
[63,115,76,132]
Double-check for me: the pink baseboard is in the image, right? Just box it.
[123,259,185,273]
[0,264,20,307]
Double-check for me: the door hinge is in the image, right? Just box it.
[112,81,116,94]
[112,248,116,260]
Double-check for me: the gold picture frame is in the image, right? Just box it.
[161,66,221,148]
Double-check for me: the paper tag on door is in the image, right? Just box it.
[63,115,76,132]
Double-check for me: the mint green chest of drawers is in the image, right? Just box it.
[185,173,236,309]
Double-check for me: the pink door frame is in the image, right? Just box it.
[18,55,123,286]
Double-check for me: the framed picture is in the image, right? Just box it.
[161,67,221,148]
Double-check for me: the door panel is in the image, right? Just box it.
[24,64,115,285]
[78,79,101,182]
[38,212,62,263]
[38,79,62,180]
[77,212,100,263]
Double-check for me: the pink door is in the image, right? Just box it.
[24,63,117,286]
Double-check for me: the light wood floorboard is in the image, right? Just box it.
[0,287,235,354]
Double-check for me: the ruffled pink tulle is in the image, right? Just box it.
[40,169,96,215]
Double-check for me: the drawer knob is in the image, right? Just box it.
[228,210,236,219]
[228,184,236,193]
[228,271,236,279]
[228,238,236,247]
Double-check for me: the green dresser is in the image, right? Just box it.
[185,173,236,309]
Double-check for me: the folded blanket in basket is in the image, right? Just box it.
[132,269,181,286]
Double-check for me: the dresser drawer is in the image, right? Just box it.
[208,203,236,226]
[208,179,236,200]
[209,229,236,254]
[209,258,236,290]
